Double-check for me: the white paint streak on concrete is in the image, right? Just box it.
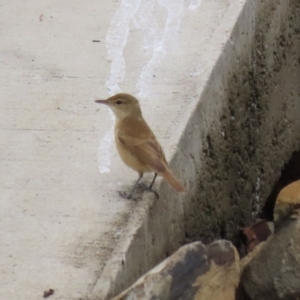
[97,123,114,173]
[106,0,142,93]
[189,0,203,10]
[136,0,184,98]
[133,0,158,57]
[98,0,142,173]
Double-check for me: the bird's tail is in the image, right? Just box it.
[160,168,185,192]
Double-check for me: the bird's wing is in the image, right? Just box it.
[118,132,167,173]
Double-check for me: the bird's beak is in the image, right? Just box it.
[95,99,108,105]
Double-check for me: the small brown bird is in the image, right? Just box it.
[95,93,185,199]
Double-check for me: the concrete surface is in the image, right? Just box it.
[1,0,300,300]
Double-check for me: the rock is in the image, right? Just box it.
[112,240,240,300]
[274,179,300,225]
[239,241,268,272]
[241,215,300,300]
[240,220,272,253]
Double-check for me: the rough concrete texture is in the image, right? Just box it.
[1,1,300,300]
[185,0,300,246]
[241,216,300,300]
[113,240,239,300]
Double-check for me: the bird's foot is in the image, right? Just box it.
[137,182,149,189]
[138,184,159,199]
[150,189,159,199]
[118,185,159,200]
[118,191,132,199]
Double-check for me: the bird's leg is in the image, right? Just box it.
[144,173,159,199]
[137,172,158,191]
[119,172,143,199]
[149,173,157,189]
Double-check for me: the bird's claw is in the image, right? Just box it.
[118,191,132,199]
[151,190,159,199]
[138,184,159,199]
[137,183,149,189]
[118,187,159,200]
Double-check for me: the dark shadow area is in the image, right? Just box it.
[260,149,300,221]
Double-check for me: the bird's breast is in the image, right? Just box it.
[114,131,151,173]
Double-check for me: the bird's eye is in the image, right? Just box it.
[116,100,122,105]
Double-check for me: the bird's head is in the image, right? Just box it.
[95,93,141,119]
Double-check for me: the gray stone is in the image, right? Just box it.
[241,216,300,300]
[113,240,239,300]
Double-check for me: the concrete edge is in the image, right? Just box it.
[90,0,300,298]
[89,1,249,298]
